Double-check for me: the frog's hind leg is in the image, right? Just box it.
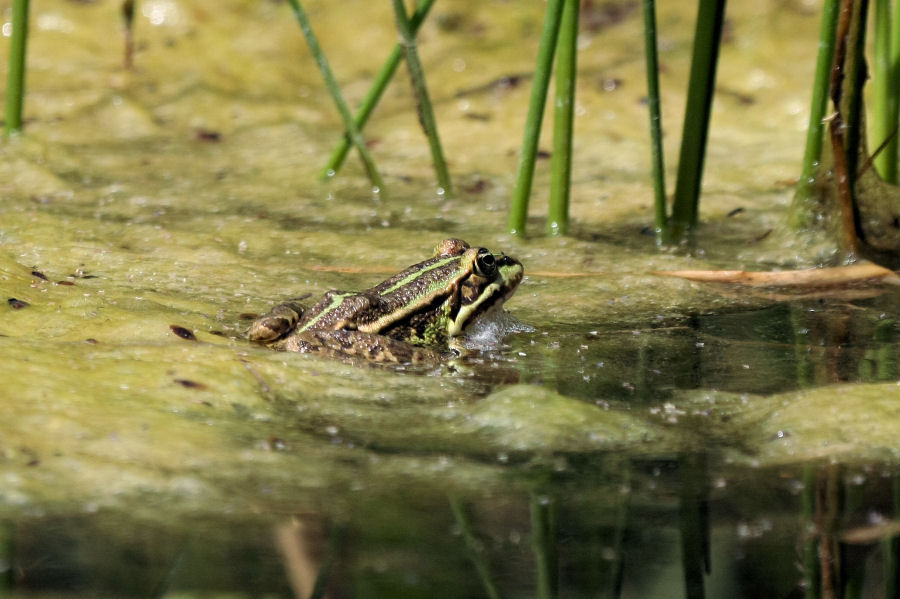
[278,330,444,366]
[247,300,306,343]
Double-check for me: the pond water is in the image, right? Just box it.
[0,1,898,598]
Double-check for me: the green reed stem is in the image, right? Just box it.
[791,0,839,231]
[285,0,386,192]
[4,0,30,136]
[508,0,565,235]
[641,0,667,238]
[893,0,900,146]
[885,475,900,599]
[322,0,435,180]
[873,0,899,183]
[448,497,504,599]
[796,0,840,202]
[0,522,12,592]
[678,454,709,599]
[547,0,579,236]
[530,493,558,599]
[392,0,452,194]
[122,0,136,69]
[606,461,631,598]
[667,0,726,244]
[802,466,821,599]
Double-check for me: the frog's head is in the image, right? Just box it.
[445,245,523,337]
[363,239,523,344]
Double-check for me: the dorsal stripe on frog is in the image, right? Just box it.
[377,253,466,296]
[297,292,354,332]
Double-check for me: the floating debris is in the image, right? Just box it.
[174,378,208,390]
[169,325,197,341]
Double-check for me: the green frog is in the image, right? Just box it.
[247,238,524,364]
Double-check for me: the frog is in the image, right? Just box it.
[247,238,524,365]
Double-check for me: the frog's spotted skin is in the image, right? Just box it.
[247,239,523,364]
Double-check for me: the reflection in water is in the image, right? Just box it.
[2,461,899,598]
[1,461,898,598]
[514,297,897,404]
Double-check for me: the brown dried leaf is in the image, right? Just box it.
[655,262,899,288]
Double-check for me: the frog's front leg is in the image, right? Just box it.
[247,299,307,343]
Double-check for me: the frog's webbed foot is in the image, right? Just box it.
[247,300,306,343]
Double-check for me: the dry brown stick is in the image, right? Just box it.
[827,0,861,256]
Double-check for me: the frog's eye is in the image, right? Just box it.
[474,249,497,277]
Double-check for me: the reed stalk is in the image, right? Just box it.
[508,0,565,235]
[4,0,30,137]
[873,0,898,183]
[678,454,709,599]
[448,497,503,599]
[391,0,452,194]
[839,0,869,189]
[795,0,840,206]
[827,0,866,257]
[607,462,631,597]
[547,0,579,236]
[641,0,667,238]
[893,0,900,152]
[802,466,821,599]
[0,522,11,592]
[667,0,727,244]
[285,0,386,192]
[530,493,558,599]
[322,0,435,180]
[122,0,136,69]
[886,475,900,599]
